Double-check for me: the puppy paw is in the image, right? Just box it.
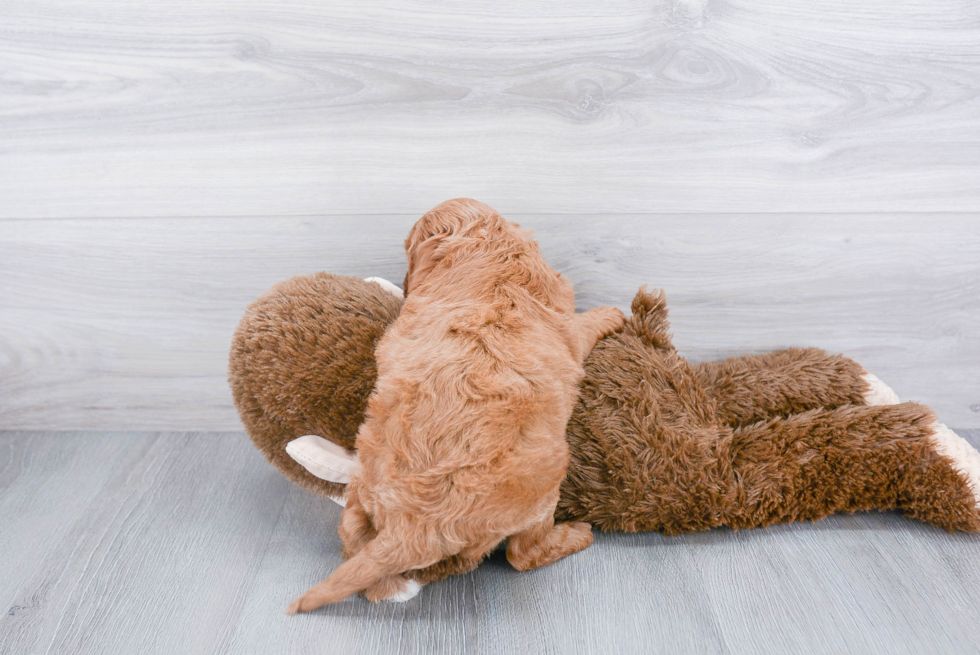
[507,521,594,571]
[363,575,423,603]
[861,372,900,406]
[590,306,627,337]
[565,521,595,551]
[385,579,423,603]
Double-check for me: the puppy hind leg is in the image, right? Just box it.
[506,516,594,572]
[405,550,491,590]
[288,537,393,613]
[336,489,423,603]
[572,307,626,361]
[338,489,375,560]
[365,536,498,602]
[288,532,446,613]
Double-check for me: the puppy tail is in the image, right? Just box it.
[286,535,436,613]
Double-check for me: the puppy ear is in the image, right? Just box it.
[404,232,450,294]
[403,198,503,293]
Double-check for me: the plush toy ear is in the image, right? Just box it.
[363,277,404,299]
[286,435,360,506]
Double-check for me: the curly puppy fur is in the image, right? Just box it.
[286,199,623,612]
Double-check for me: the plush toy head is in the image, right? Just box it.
[229,273,402,500]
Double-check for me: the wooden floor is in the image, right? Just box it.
[2,430,980,654]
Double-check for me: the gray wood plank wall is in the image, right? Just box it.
[2,0,980,217]
[1,0,979,430]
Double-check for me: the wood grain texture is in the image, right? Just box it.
[1,0,979,218]
[0,432,290,655]
[2,214,978,430]
[0,432,137,614]
[225,485,478,654]
[2,430,980,654]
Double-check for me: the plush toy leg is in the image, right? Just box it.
[362,575,422,603]
[928,423,980,509]
[861,372,901,405]
[723,403,980,532]
[691,348,887,428]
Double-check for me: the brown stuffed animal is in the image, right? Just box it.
[229,273,980,593]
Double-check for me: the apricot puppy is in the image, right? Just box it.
[288,199,624,612]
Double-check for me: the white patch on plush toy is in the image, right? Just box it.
[364,277,404,299]
[929,423,980,507]
[386,579,423,603]
[861,372,900,406]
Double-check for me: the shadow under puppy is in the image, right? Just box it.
[287,199,624,612]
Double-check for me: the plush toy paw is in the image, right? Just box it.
[364,277,404,299]
[285,435,360,506]
[929,423,980,508]
[861,372,901,406]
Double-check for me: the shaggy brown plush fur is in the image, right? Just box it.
[691,347,868,427]
[558,289,980,535]
[230,274,980,591]
[229,273,402,500]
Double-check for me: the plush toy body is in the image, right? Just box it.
[230,273,980,589]
[561,289,979,535]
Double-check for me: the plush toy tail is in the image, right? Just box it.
[286,536,438,613]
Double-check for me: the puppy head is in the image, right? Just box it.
[403,198,507,294]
